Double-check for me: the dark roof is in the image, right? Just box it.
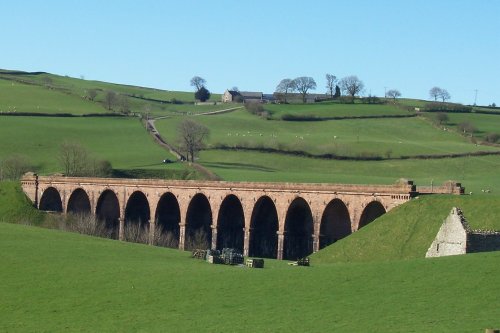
[240,91,263,99]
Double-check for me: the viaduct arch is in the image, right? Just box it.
[22,174,420,260]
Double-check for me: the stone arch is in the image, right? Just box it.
[216,194,244,252]
[67,188,91,215]
[155,192,180,248]
[125,191,150,228]
[358,201,386,229]
[319,199,352,249]
[39,187,63,212]
[96,190,120,238]
[249,196,279,258]
[283,197,314,260]
[185,193,212,250]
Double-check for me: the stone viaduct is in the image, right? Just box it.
[21,174,421,260]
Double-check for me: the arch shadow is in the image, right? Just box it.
[96,190,120,239]
[185,193,212,250]
[249,196,278,259]
[216,194,244,252]
[320,199,352,249]
[155,192,180,248]
[39,187,63,212]
[283,197,313,260]
[67,188,91,215]
[358,201,386,229]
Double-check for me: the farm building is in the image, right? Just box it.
[222,90,263,103]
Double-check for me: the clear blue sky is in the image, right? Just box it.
[1,0,499,105]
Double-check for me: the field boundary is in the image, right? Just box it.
[208,145,500,161]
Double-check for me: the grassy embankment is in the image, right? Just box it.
[1,221,499,332]
[312,194,500,264]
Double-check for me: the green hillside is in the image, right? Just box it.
[1,221,499,332]
[0,116,181,174]
[155,108,499,158]
[0,70,225,117]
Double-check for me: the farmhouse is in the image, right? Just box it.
[426,207,500,257]
[222,90,263,103]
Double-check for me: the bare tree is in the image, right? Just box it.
[0,154,31,180]
[325,74,337,98]
[87,89,98,101]
[439,89,451,102]
[118,95,130,114]
[429,87,442,101]
[104,91,117,111]
[275,78,296,103]
[177,119,209,162]
[294,77,316,103]
[58,141,90,176]
[339,75,364,102]
[386,89,401,101]
[190,76,207,91]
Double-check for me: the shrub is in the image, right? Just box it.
[458,121,476,135]
[0,154,32,180]
[485,133,500,143]
[436,112,449,124]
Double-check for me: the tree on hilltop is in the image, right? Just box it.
[190,76,207,91]
[429,87,442,101]
[195,86,211,102]
[294,76,316,103]
[190,76,210,102]
[275,78,296,103]
[339,75,364,103]
[429,87,451,102]
[386,89,401,101]
[439,89,451,102]
[325,74,337,99]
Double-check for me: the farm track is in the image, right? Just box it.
[145,107,243,181]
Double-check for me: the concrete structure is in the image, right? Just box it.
[426,207,500,258]
[22,174,418,260]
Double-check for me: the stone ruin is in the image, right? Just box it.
[426,207,500,258]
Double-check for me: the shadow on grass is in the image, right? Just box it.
[203,162,276,172]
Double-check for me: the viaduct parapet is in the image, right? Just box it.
[21,174,428,260]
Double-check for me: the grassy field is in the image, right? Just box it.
[0,78,104,115]
[424,112,500,140]
[0,221,499,332]
[155,109,499,158]
[0,116,180,174]
[196,150,500,194]
[264,101,413,118]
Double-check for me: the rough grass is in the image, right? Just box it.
[312,195,500,264]
[0,221,499,332]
